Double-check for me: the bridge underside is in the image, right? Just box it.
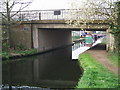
[33,29,72,52]
[39,28,107,31]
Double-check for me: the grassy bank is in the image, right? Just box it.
[2,49,37,60]
[76,53,119,88]
[108,52,119,67]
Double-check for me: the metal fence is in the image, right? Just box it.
[10,9,76,21]
[3,8,112,21]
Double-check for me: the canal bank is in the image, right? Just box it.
[2,38,85,60]
[76,44,119,88]
[2,36,85,61]
[73,38,85,43]
[2,44,74,60]
[72,37,104,60]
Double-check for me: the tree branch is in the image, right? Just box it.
[0,12,7,18]
[9,1,16,12]
[10,2,31,18]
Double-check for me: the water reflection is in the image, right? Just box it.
[2,46,82,88]
[72,40,93,51]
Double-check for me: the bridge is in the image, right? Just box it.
[10,9,112,52]
[21,20,109,31]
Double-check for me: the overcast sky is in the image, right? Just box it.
[27,0,74,10]
[25,0,119,10]
[1,0,118,11]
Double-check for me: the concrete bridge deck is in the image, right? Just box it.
[20,20,109,31]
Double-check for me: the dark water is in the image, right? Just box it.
[2,46,83,89]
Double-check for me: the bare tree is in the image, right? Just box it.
[1,0,32,23]
[1,0,32,49]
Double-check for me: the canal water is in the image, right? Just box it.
[2,42,84,89]
[2,36,105,89]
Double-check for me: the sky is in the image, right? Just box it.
[1,0,118,11]
[25,0,119,10]
[27,0,73,10]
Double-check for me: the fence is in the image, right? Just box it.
[2,8,112,21]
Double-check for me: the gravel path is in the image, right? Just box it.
[87,44,120,75]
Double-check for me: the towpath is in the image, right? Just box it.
[87,44,120,75]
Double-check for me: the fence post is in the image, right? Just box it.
[39,12,41,20]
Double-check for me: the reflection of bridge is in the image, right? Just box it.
[10,9,111,52]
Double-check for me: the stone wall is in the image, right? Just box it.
[11,23,72,52]
[10,24,32,49]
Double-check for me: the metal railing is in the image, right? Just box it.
[3,8,112,21]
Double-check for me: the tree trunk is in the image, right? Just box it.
[6,0,11,47]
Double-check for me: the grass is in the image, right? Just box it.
[108,52,119,67]
[76,53,119,88]
[100,40,119,67]
[2,49,37,60]
[13,49,37,55]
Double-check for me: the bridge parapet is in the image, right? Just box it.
[6,9,111,21]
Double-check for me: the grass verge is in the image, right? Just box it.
[76,53,119,88]
[2,49,37,60]
[108,52,119,67]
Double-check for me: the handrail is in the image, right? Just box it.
[1,8,112,21]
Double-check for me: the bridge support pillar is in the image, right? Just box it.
[106,28,115,52]
[33,28,39,49]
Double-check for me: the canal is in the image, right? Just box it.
[2,35,105,89]
[2,41,86,89]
